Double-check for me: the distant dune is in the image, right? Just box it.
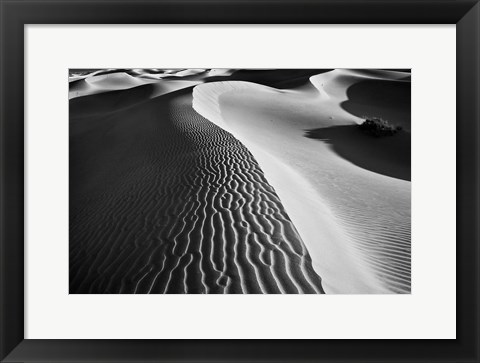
[68,68,238,99]
[69,72,157,99]
[70,68,411,294]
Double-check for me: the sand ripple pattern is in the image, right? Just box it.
[69,90,324,294]
[331,195,411,294]
[193,79,411,294]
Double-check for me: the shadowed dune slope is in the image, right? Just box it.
[69,83,158,117]
[69,80,200,117]
[305,125,411,181]
[203,69,332,89]
[341,78,411,132]
[70,88,324,294]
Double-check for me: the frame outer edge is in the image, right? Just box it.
[457,2,480,361]
[0,1,26,362]
[0,0,4,358]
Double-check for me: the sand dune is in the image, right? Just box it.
[70,80,201,117]
[69,68,411,294]
[193,69,411,293]
[310,69,410,126]
[70,87,324,294]
[68,68,110,82]
[305,126,411,181]
[68,68,333,99]
[69,72,159,99]
[68,68,241,99]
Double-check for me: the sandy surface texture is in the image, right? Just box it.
[193,69,411,293]
[70,68,411,294]
[70,84,323,294]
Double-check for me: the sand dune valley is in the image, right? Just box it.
[69,68,411,294]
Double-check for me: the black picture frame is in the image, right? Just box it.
[1,0,478,362]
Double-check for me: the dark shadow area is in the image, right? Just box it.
[305,125,411,181]
[69,83,157,118]
[209,69,333,89]
[69,83,199,120]
[341,78,411,132]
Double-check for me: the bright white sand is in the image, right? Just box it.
[193,69,411,293]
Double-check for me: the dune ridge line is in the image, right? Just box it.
[192,69,411,293]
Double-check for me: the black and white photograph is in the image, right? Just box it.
[69,68,411,294]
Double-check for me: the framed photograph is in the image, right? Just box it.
[1,0,478,362]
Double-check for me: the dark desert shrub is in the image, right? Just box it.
[358,117,402,137]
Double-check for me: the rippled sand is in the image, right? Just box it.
[70,87,323,294]
[69,68,411,294]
